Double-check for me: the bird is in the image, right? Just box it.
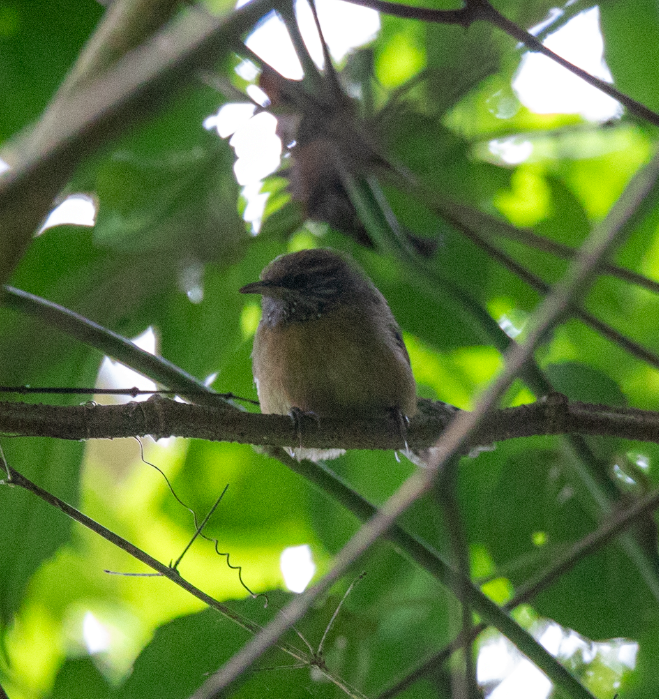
[239,248,417,461]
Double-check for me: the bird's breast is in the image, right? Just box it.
[252,304,417,418]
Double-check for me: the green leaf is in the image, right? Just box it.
[0,226,107,622]
[51,658,112,699]
[460,438,656,639]
[112,607,248,699]
[111,595,352,699]
[600,0,659,113]
[0,356,97,623]
[544,361,627,405]
[0,0,102,140]
[94,138,245,257]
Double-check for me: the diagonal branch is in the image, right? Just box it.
[447,212,659,373]
[338,0,469,24]
[0,0,278,286]
[2,463,372,698]
[435,199,659,297]
[2,465,286,650]
[23,0,181,159]
[342,155,659,602]
[1,285,226,408]
[342,0,659,126]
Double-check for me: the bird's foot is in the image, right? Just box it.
[288,407,320,450]
[287,408,344,462]
[391,407,410,454]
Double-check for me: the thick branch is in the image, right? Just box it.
[3,395,659,451]
[24,0,181,160]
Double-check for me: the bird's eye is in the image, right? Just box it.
[286,273,309,289]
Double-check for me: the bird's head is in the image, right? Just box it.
[239,248,374,325]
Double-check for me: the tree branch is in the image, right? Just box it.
[0,0,277,286]
[1,286,227,408]
[2,464,262,632]
[342,0,659,126]
[2,410,599,699]
[449,212,659,373]
[5,395,659,450]
[24,0,181,160]
[338,0,471,25]
[479,220,659,297]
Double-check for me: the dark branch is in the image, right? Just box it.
[4,395,659,451]
[480,222,659,297]
[3,464,260,633]
[339,0,470,25]
[451,219,659,373]
[1,286,226,408]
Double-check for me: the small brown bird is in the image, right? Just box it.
[240,248,417,461]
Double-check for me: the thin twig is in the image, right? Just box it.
[480,224,659,297]
[452,217,659,374]
[317,572,366,657]
[172,485,229,570]
[387,164,659,379]
[307,0,343,100]
[434,460,476,699]
[0,286,228,408]
[478,1,659,127]
[3,466,260,635]
[1,462,372,695]
[278,0,324,94]
[340,0,469,25]
[0,385,258,404]
[133,409,263,604]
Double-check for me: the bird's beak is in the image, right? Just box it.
[239,281,265,295]
[239,280,287,298]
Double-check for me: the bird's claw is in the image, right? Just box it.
[289,407,320,448]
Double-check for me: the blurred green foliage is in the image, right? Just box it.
[2,0,659,697]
